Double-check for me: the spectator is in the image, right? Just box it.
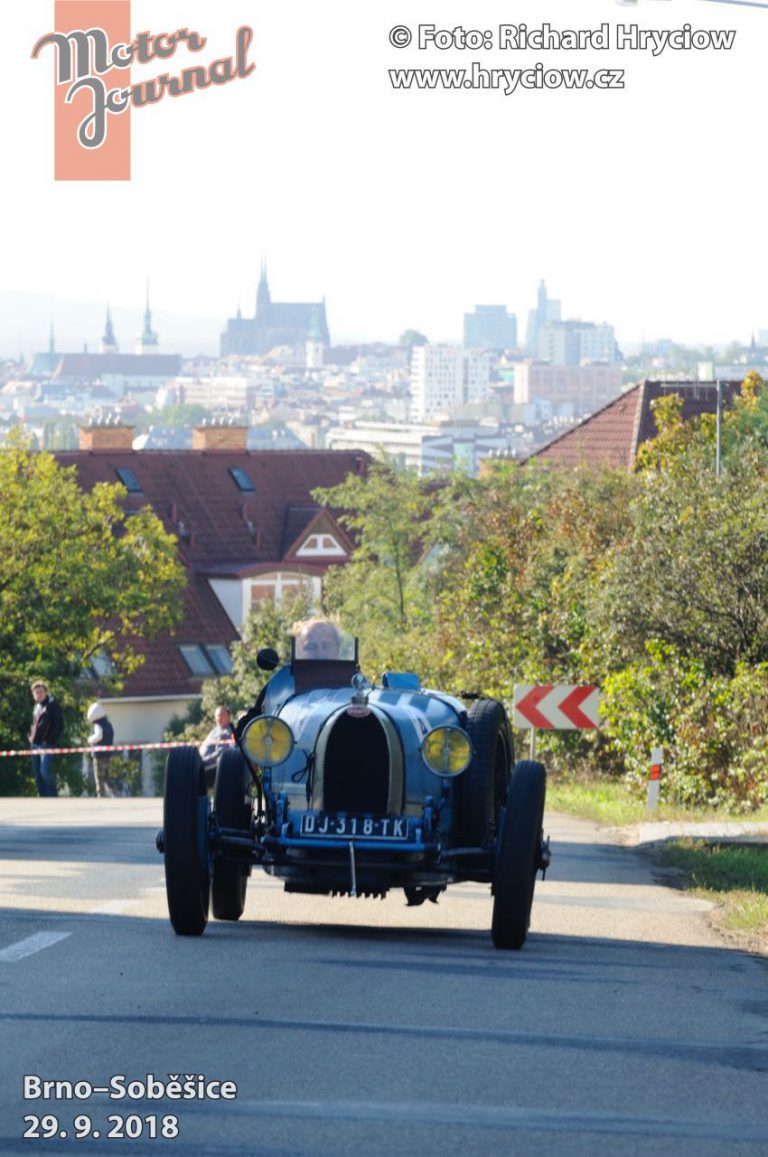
[86,702,116,797]
[28,681,63,797]
[199,705,235,787]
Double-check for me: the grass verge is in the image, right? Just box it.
[657,839,768,952]
[547,775,768,828]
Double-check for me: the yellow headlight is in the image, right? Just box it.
[241,715,294,767]
[421,727,471,777]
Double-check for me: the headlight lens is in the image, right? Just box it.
[241,715,294,767]
[421,726,471,777]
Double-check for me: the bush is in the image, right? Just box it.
[601,644,768,811]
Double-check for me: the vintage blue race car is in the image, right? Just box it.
[159,635,550,949]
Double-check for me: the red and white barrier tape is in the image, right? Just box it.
[0,740,236,758]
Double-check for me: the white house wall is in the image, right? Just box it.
[209,577,245,632]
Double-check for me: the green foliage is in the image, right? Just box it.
[398,330,428,347]
[0,432,186,794]
[602,648,768,811]
[432,461,633,697]
[592,445,768,677]
[309,422,768,809]
[312,463,440,677]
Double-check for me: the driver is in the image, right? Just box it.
[294,618,341,659]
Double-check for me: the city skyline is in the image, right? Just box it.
[2,1,766,354]
[1,274,762,363]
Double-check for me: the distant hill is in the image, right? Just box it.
[0,291,223,359]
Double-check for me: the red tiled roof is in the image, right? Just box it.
[55,447,369,697]
[533,380,744,469]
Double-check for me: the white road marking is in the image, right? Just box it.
[0,931,71,962]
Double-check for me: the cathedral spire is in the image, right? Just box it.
[137,279,159,353]
[48,320,56,355]
[256,257,271,316]
[102,305,118,353]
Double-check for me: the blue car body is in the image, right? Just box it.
[160,642,550,948]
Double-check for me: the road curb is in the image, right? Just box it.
[612,821,768,848]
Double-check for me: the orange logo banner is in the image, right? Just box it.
[50,0,131,181]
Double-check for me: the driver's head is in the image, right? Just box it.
[294,618,341,659]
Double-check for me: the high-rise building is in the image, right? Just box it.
[525,279,561,353]
[410,345,490,421]
[463,304,518,350]
[537,320,619,365]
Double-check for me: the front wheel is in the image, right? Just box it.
[163,747,210,936]
[455,699,512,846]
[211,749,251,921]
[491,759,546,950]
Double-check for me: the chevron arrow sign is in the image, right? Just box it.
[513,685,601,730]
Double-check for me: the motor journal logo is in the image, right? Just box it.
[32,2,255,181]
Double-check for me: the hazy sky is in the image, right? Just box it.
[3,0,767,352]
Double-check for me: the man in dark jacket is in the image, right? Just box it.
[28,681,64,797]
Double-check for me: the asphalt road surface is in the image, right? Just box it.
[1,798,767,1157]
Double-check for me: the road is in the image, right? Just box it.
[0,798,767,1156]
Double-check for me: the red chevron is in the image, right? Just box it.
[515,685,555,729]
[558,685,599,729]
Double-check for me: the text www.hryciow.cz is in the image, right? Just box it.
[389,63,624,94]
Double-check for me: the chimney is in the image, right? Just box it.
[192,424,248,452]
[79,424,135,451]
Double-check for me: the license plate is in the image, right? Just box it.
[299,814,408,840]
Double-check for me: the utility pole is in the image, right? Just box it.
[716,379,723,478]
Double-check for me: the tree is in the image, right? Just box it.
[0,434,186,793]
[398,329,428,348]
[431,460,634,699]
[590,444,768,678]
[312,464,439,675]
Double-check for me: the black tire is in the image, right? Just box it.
[491,759,546,950]
[163,747,210,936]
[455,699,512,846]
[211,749,251,921]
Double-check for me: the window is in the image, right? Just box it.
[86,650,117,679]
[249,571,314,607]
[178,645,215,676]
[295,533,346,559]
[205,645,233,675]
[228,466,255,492]
[115,467,142,493]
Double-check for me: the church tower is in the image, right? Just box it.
[101,306,118,354]
[305,305,325,370]
[136,281,159,354]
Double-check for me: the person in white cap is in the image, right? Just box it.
[86,702,116,797]
[198,705,235,788]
